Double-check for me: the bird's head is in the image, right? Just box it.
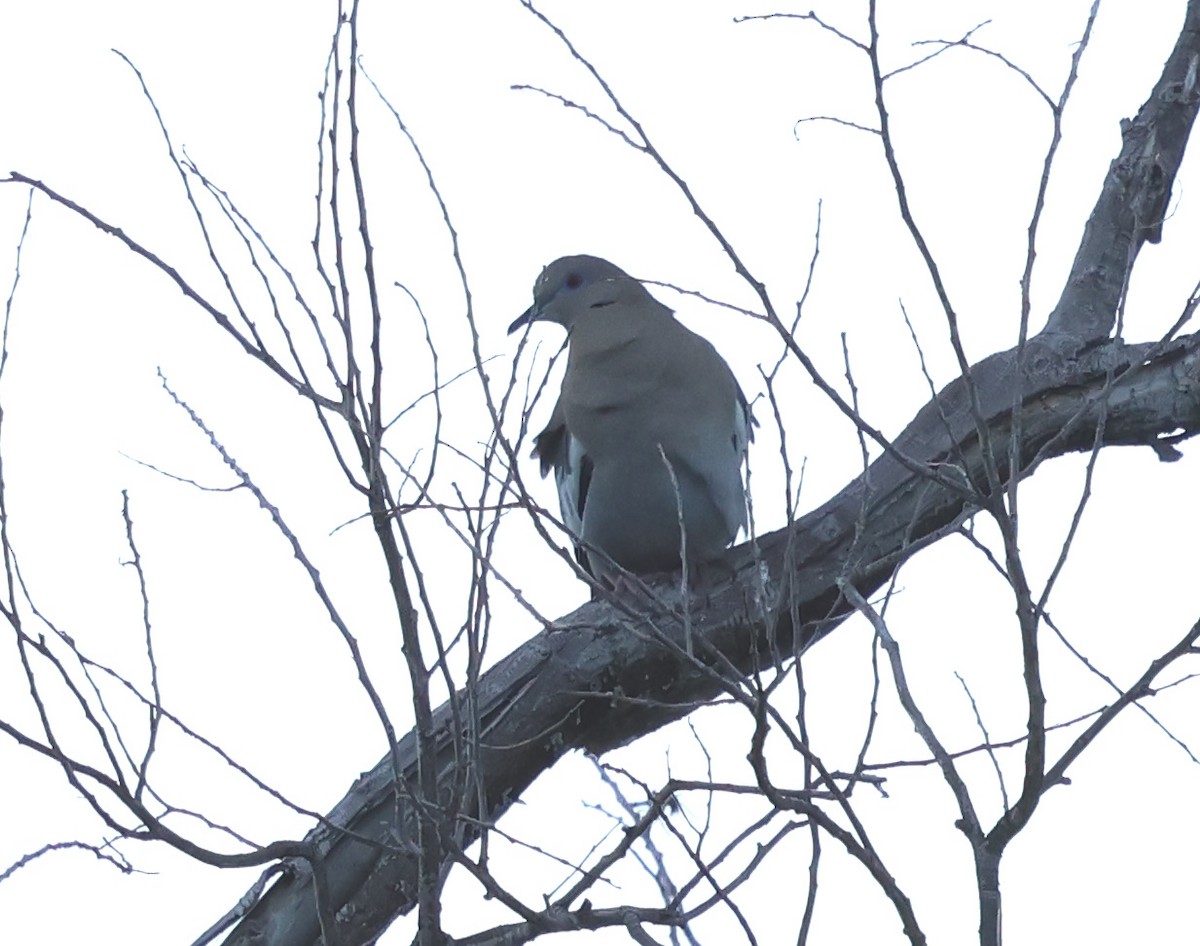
[508,255,638,334]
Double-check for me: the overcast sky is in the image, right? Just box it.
[2,2,1199,944]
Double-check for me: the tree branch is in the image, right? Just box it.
[211,4,1200,943]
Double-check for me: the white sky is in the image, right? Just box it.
[2,1,1200,944]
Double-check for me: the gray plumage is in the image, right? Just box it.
[510,255,750,583]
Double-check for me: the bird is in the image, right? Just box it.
[509,254,750,585]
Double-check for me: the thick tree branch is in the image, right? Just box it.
[215,333,1200,946]
[1043,5,1200,337]
[210,5,1200,945]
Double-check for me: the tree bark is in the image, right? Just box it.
[216,5,1200,944]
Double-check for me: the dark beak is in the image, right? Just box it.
[508,305,537,335]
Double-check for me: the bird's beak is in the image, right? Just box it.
[508,305,537,335]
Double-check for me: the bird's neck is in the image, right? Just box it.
[566,303,673,357]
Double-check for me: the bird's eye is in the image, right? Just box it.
[565,272,583,289]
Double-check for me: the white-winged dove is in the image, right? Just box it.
[509,255,751,584]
